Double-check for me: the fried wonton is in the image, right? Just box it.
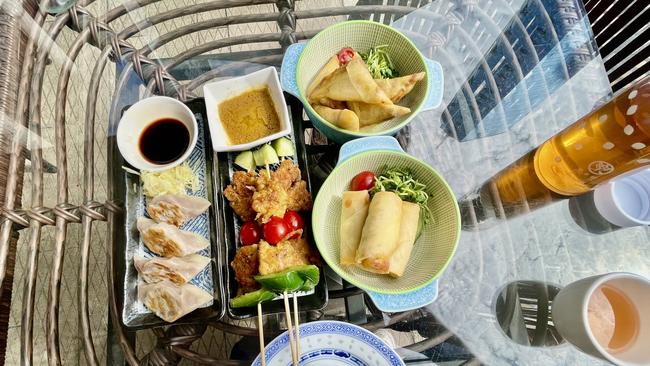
[310,57,391,105]
[347,101,411,126]
[375,72,425,103]
[307,55,340,99]
[314,97,347,110]
[313,105,360,131]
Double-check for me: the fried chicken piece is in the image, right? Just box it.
[224,171,257,222]
[252,174,288,223]
[291,237,321,265]
[287,180,313,212]
[272,160,301,190]
[258,238,319,275]
[230,244,260,295]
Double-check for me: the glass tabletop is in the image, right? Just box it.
[107,1,628,364]
[387,1,650,366]
[6,0,647,365]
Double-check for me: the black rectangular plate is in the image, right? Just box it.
[214,92,328,319]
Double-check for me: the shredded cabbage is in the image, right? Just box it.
[141,163,197,197]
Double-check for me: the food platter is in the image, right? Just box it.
[113,93,327,328]
[115,99,225,329]
[111,20,453,335]
[216,92,328,319]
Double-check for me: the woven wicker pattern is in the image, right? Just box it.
[297,20,428,135]
[312,151,460,294]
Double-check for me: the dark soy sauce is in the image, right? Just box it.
[139,118,190,164]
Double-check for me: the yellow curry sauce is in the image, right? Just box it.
[218,87,281,144]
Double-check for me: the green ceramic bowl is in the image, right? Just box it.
[281,20,443,144]
[311,137,461,294]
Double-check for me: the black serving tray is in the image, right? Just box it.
[214,92,328,319]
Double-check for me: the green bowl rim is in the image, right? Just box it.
[311,150,462,295]
[296,20,429,138]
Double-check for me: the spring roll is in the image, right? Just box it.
[355,191,402,274]
[340,190,371,265]
[388,201,420,277]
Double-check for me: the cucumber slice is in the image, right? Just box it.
[253,149,265,167]
[230,288,276,308]
[272,137,295,157]
[234,150,255,172]
[254,144,279,166]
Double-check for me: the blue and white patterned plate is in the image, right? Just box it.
[252,321,405,366]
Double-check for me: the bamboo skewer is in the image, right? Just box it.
[293,292,301,358]
[283,291,299,366]
[258,302,266,366]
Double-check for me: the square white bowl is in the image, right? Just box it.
[203,67,292,152]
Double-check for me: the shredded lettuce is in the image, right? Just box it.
[360,45,397,79]
[370,167,432,225]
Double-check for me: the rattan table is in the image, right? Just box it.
[1,0,645,365]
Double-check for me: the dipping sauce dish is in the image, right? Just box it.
[117,96,198,172]
[203,67,291,152]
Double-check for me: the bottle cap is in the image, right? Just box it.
[594,168,650,227]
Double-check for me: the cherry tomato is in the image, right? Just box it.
[240,222,262,246]
[263,217,290,245]
[350,171,376,191]
[283,211,304,239]
[337,47,355,65]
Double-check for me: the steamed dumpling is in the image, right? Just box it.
[310,57,391,104]
[133,254,210,285]
[375,72,425,103]
[138,280,212,322]
[147,194,210,227]
[137,217,209,257]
